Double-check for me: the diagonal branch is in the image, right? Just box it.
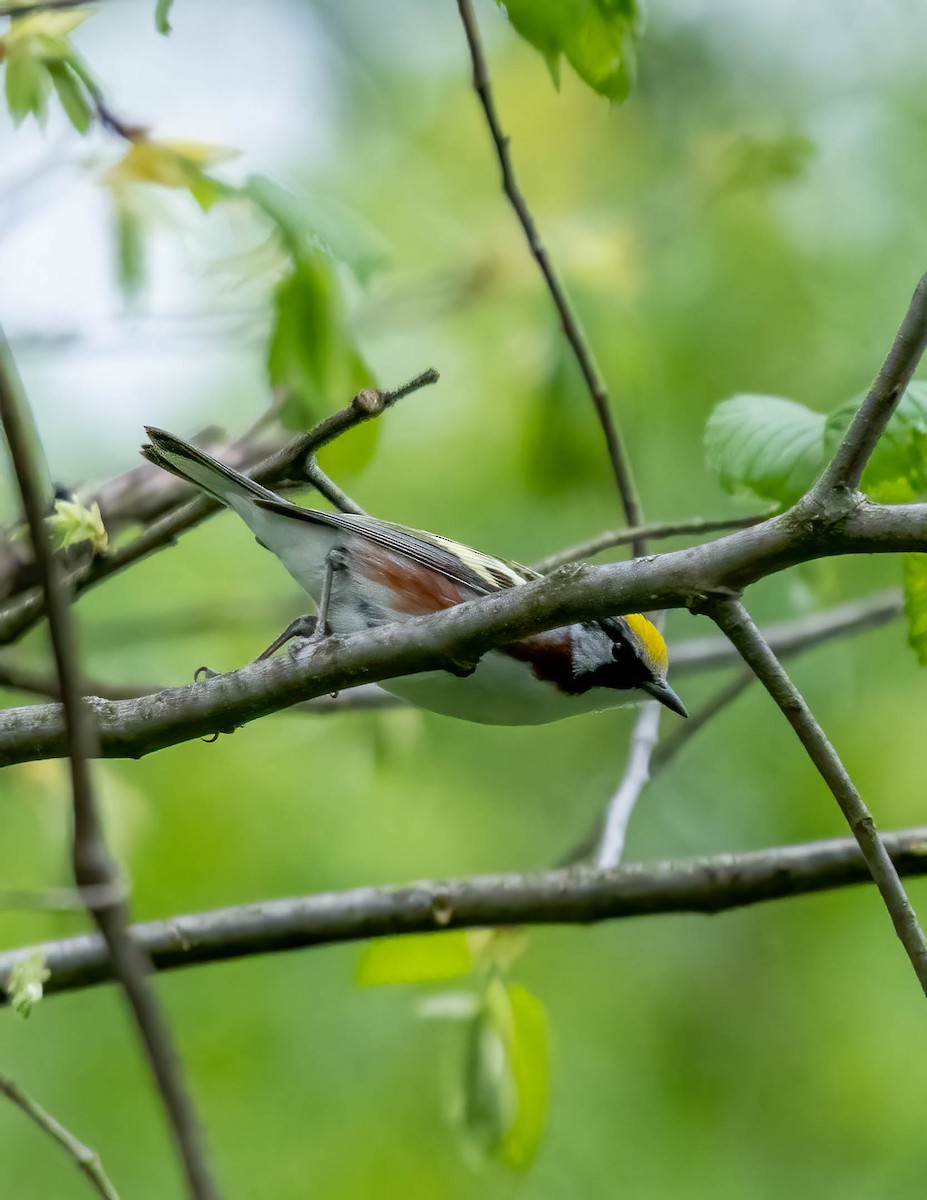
[706,596,927,996]
[0,1072,121,1200]
[3,827,927,1004]
[812,271,927,497]
[455,0,645,549]
[0,337,219,1200]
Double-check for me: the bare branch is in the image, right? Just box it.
[0,337,219,1200]
[4,827,927,1004]
[1,501,926,768]
[0,1073,121,1200]
[812,271,927,497]
[596,700,662,868]
[455,0,644,547]
[533,512,772,573]
[706,597,927,996]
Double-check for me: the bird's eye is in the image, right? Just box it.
[611,641,626,660]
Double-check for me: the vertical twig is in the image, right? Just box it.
[0,1072,122,1200]
[596,700,662,868]
[455,0,645,551]
[0,334,220,1200]
[708,597,927,996]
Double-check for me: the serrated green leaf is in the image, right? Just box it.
[357,932,475,986]
[903,555,927,666]
[47,60,92,132]
[4,48,49,124]
[247,174,390,283]
[7,951,49,1019]
[704,394,825,505]
[496,0,641,101]
[155,0,174,35]
[824,382,927,502]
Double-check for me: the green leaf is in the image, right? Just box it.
[7,951,49,1019]
[824,382,927,502]
[903,555,927,666]
[704,394,826,505]
[246,174,390,284]
[47,60,92,133]
[496,0,641,101]
[4,47,50,124]
[357,932,475,986]
[155,0,174,35]
[112,193,146,302]
[459,979,550,1170]
[268,256,376,432]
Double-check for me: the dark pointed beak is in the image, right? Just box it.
[642,679,688,718]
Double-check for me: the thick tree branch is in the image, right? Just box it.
[707,597,927,995]
[1,502,925,767]
[0,1072,121,1200]
[812,271,927,497]
[455,0,644,547]
[0,338,219,1200]
[3,828,927,1004]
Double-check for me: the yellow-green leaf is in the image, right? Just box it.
[4,47,50,124]
[105,139,238,190]
[155,0,174,35]
[47,498,108,554]
[487,980,549,1169]
[903,555,927,666]
[7,950,49,1019]
[4,9,91,47]
[357,932,475,986]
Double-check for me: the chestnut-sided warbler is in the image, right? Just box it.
[141,427,687,725]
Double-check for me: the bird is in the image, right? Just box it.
[141,426,687,725]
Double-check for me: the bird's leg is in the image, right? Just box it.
[254,615,318,662]
[309,547,347,643]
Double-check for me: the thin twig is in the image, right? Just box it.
[671,588,902,675]
[596,700,662,868]
[300,457,367,516]
[0,336,219,1200]
[4,826,927,1003]
[455,0,644,548]
[0,1073,121,1200]
[533,512,772,573]
[0,368,439,646]
[813,272,927,497]
[707,597,927,996]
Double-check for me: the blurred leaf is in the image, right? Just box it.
[903,555,927,666]
[704,394,825,505]
[521,339,605,494]
[47,498,108,554]
[712,131,816,193]
[3,46,48,124]
[155,0,174,35]
[460,979,549,1169]
[47,60,92,132]
[7,951,49,1019]
[268,256,376,432]
[112,191,146,301]
[4,10,91,44]
[496,0,641,101]
[357,932,475,986]
[824,382,927,502]
[105,139,238,189]
[246,174,390,283]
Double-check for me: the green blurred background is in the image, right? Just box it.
[3,0,927,1196]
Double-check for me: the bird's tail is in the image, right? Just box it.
[141,427,278,510]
